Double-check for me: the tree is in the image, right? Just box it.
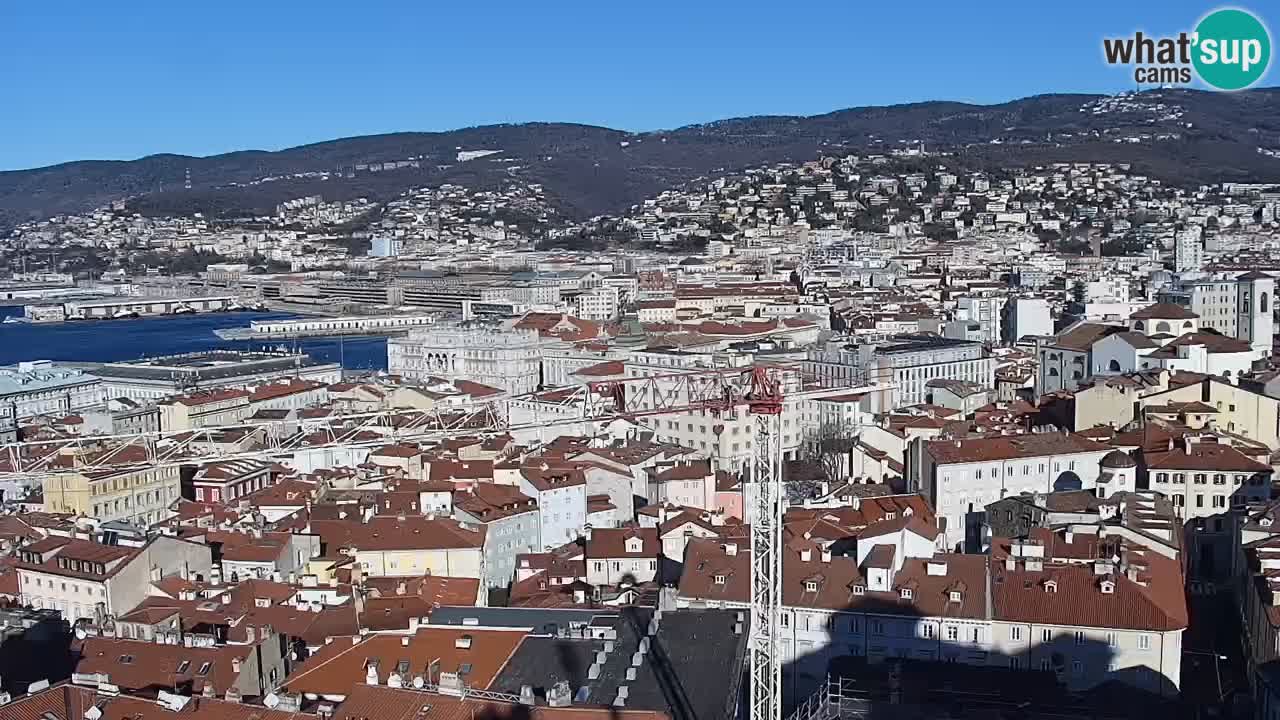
[1070,280,1086,304]
[794,421,864,497]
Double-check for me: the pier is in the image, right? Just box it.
[213,313,438,340]
[25,295,245,322]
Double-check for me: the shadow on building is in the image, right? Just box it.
[776,598,1186,720]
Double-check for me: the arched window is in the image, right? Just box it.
[1263,292,1270,314]
[1183,321,1194,329]
[1108,359,1121,372]
[1156,321,1171,333]
[1134,321,1145,331]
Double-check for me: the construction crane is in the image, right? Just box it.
[0,364,876,720]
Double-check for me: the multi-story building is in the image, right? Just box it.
[453,484,541,588]
[1158,271,1275,355]
[515,464,587,550]
[584,527,659,586]
[189,459,282,504]
[624,349,810,471]
[574,285,620,321]
[949,295,1003,345]
[916,432,1112,550]
[387,323,541,395]
[678,517,1186,701]
[91,351,341,402]
[14,535,213,623]
[807,335,993,413]
[310,516,486,579]
[43,463,181,526]
[158,389,252,432]
[0,360,105,421]
[1004,297,1053,343]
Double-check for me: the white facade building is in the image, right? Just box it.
[918,433,1112,550]
[388,323,542,395]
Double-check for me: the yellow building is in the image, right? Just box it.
[43,464,181,526]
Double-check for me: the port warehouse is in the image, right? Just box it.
[203,271,559,311]
[25,295,239,321]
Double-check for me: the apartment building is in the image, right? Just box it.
[453,484,541,588]
[516,464,587,549]
[43,463,181,526]
[14,535,212,623]
[584,527,659,587]
[309,516,485,579]
[916,432,1112,550]
[158,389,252,432]
[678,519,1185,700]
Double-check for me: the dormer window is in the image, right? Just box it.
[804,580,819,593]
[948,591,962,603]
[1044,580,1058,594]
[714,574,726,585]
[900,588,914,599]
[1100,580,1116,595]
[852,584,865,596]
[1262,518,1274,527]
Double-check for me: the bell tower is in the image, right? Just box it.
[1238,271,1275,356]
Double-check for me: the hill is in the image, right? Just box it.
[4,89,1280,235]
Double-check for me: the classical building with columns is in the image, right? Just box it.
[387,323,542,395]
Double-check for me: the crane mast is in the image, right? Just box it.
[746,367,785,720]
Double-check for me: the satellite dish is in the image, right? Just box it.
[264,693,280,709]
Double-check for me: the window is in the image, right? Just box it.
[1194,474,1207,485]
[1195,495,1205,508]
[1156,473,1168,484]
[1137,634,1151,651]
[1041,629,1052,642]
[1213,496,1226,509]
[779,613,790,629]
[714,574,726,585]
[1213,474,1226,485]
[922,624,935,639]
[1072,660,1084,678]
[176,661,190,674]
[1010,626,1023,641]
[945,625,959,641]
[1106,632,1117,647]
[1040,658,1052,671]
[1074,631,1085,645]
[900,588,913,599]
[805,581,819,592]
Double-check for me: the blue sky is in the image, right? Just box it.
[0,0,1273,170]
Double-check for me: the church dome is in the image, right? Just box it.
[1100,449,1137,469]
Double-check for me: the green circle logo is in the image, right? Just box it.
[1192,8,1272,90]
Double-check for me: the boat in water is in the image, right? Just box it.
[2,316,30,324]
[112,310,141,319]
[172,304,196,315]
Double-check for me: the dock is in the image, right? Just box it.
[214,313,439,341]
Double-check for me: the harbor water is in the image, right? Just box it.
[0,308,389,370]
